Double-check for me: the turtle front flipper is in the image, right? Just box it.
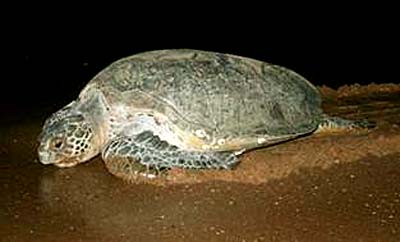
[316,115,376,133]
[101,131,239,180]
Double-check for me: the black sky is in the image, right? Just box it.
[3,12,399,115]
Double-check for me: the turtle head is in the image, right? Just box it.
[38,102,100,168]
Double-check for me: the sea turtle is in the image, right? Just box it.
[37,49,372,180]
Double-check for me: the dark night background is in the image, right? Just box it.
[2,9,399,124]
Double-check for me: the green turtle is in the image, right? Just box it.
[37,49,372,180]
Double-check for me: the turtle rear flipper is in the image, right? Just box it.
[316,115,376,133]
[101,131,239,180]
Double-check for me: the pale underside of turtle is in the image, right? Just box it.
[37,49,371,180]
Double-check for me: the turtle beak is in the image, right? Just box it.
[38,150,55,165]
[54,160,80,168]
[37,143,58,165]
[38,148,78,168]
[37,132,51,164]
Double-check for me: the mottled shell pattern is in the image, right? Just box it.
[79,49,322,152]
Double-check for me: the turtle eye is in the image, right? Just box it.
[51,138,64,150]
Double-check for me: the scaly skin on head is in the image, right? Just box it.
[37,101,101,168]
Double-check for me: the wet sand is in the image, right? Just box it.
[1,83,400,241]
